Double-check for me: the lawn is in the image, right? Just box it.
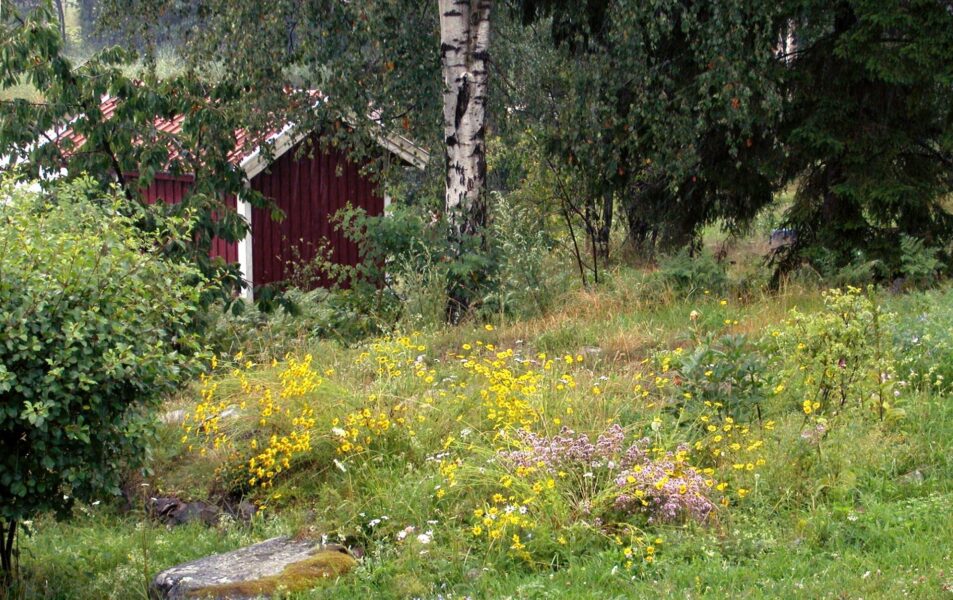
[12,279,953,599]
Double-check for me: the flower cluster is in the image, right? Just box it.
[182,353,323,493]
[453,343,585,434]
[500,425,629,472]
[182,370,230,455]
[501,426,717,525]
[248,428,313,489]
[461,348,544,432]
[691,405,771,501]
[356,334,427,380]
[471,503,536,561]
[613,526,664,570]
[331,401,410,455]
[613,444,715,523]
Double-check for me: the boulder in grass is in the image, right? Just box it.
[150,537,356,599]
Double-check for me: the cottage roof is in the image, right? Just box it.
[52,94,429,177]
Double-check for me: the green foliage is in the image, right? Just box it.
[511,0,786,256]
[771,286,896,421]
[794,248,883,288]
[665,333,769,423]
[325,205,445,340]
[899,234,944,289]
[775,0,953,275]
[200,289,328,360]
[652,250,728,297]
[0,4,273,307]
[5,276,953,598]
[481,192,567,319]
[890,287,953,395]
[0,176,205,531]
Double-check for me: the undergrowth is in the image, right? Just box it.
[11,279,953,599]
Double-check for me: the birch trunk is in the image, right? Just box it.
[439,0,491,323]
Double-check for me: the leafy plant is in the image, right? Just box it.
[653,250,728,297]
[899,234,944,289]
[0,176,206,581]
[481,192,566,320]
[666,333,769,423]
[771,286,896,422]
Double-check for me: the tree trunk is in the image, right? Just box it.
[54,0,66,41]
[596,191,613,260]
[0,519,16,587]
[439,0,491,324]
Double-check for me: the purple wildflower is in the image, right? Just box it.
[499,426,716,525]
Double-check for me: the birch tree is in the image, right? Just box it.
[439,0,491,323]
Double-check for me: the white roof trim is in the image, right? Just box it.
[237,119,430,180]
[238,122,310,180]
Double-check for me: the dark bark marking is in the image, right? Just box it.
[453,81,470,131]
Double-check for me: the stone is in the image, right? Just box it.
[160,405,239,426]
[232,500,258,522]
[171,502,222,527]
[160,409,186,425]
[899,469,925,485]
[218,405,241,420]
[151,497,222,527]
[150,537,356,599]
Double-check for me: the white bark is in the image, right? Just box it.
[439,0,491,250]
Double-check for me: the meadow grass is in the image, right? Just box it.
[11,277,953,599]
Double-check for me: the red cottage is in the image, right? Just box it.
[58,97,429,299]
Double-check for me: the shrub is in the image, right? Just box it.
[654,332,773,501]
[0,177,205,577]
[201,288,330,360]
[663,333,769,422]
[481,192,567,320]
[899,234,943,289]
[500,426,716,524]
[182,354,320,495]
[306,204,446,341]
[771,286,896,422]
[653,249,728,297]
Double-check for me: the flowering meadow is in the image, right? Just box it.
[15,281,953,598]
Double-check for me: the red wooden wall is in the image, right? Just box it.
[249,137,384,287]
[132,137,384,289]
[137,173,238,263]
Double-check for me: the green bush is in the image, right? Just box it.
[481,192,567,320]
[899,234,944,289]
[664,332,769,423]
[770,286,895,421]
[0,176,206,575]
[652,249,728,297]
[318,204,445,341]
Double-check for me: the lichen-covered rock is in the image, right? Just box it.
[149,537,356,599]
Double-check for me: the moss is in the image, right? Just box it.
[188,548,356,598]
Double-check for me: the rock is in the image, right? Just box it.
[899,469,925,485]
[160,409,186,425]
[769,228,796,250]
[171,502,222,527]
[233,500,257,522]
[218,405,241,420]
[151,496,186,521]
[160,405,239,426]
[150,537,356,599]
[151,497,222,527]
